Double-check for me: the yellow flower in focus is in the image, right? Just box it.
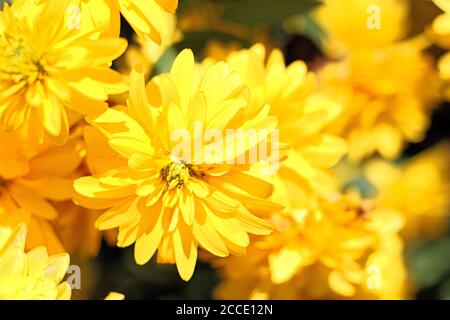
[0,224,71,300]
[430,0,450,98]
[315,0,409,57]
[222,44,347,194]
[213,188,407,300]
[0,126,85,253]
[14,0,178,44]
[74,50,280,281]
[365,142,450,242]
[0,1,127,143]
[318,38,441,162]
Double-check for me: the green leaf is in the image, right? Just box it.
[283,14,327,47]
[439,278,450,300]
[150,46,180,78]
[407,237,450,290]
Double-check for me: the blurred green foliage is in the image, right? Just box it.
[212,0,322,27]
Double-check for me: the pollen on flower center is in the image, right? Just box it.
[160,158,194,189]
[0,33,45,84]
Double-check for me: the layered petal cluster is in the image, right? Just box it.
[14,0,178,43]
[365,142,450,242]
[0,224,71,299]
[213,183,407,300]
[74,49,280,280]
[0,0,127,142]
[0,126,85,253]
[318,38,441,162]
[221,44,347,196]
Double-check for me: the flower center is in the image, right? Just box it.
[0,33,45,84]
[160,158,194,189]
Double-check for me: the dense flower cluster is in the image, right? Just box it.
[0,0,448,300]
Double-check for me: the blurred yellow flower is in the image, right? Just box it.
[0,126,85,253]
[315,0,410,57]
[0,0,127,143]
[214,188,407,300]
[205,40,242,62]
[430,0,450,98]
[365,142,450,242]
[52,201,102,259]
[318,38,441,162]
[74,50,281,281]
[104,291,125,300]
[0,224,71,300]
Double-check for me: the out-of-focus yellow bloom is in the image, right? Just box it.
[214,186,408,300]
[315,0,409,57]
[0,126,85,253]
[222,44,347,196]
[365,142,450,242]
[74,50,280,281]
[0,224,71,299]
[105,292,125,300]
[430,0,450,98]
[52,201,102,259]
[0,0,127,143]
[318,38,441,162]
[205,40,242,62]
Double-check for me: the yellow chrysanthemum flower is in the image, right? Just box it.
[430,0,450,98]
[213,188,407,300]
[0,0,127,143]
[74,49,281,281]
[315,0,409,57]
[221,44,347,194]
[318,38,441,162]
[0,224,71,300]
[365,142,450,242]
[0,126,85,253]
[14,0,178,44]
